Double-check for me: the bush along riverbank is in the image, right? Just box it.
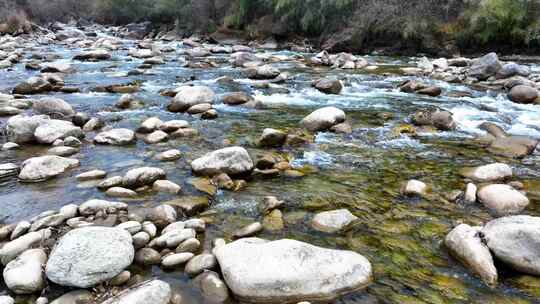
[0,13,539,304]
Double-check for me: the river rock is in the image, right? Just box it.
[137,117,163,133]
[0,296,14,304]
[247,65,280,80]
[3,248,47,294]
[167,86,215,112]
[161,252,194,268]
[153,180,181,194]
[176,238,201,253]
[482,216,540,275]
[259,128,287,147]
[497,62,530,79]
[106,187,137,198]
[301,107,346,132]
[478,184,529,216]
[155,149,182,161]
[19,156,79,182]
[33,98,75,118]
[76,170,107,181]
[193,271,229,302]
[122,167,166,188]
[312,78,343,94]
[94,129,136,145]
[185,253,217,276]
[445,224,497,286]
[79,199,128,215]
[412,108,456,131]
[488,136,538,158]
[401,179,427,196]
[312,209,358,233]
[34,120,83,144]
[45,227,134,288]
[147,205,177,228]
[508,85,538,104]
[0,229,51,265]
[191,146,254,176]
[13,77,52,95]
[50,290,93,304]
[214,238,372,303]
[73,49,111,61]
[160,120,189,132]
[134,248,161,265]
[468,52,502,80]
[10,221,30,240]
[464,183,477,204]
[100,280,171,304]
[222,92,252,105]
[6,115,50,143]
[0,163,19,178]
[460,163,512,182]
[233,222,263,239]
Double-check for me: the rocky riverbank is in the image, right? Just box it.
[0,20,539,303]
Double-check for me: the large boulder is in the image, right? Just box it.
[19,156,79,182]
[459,163,512,182]
[94,129,136,145]
[122,167,166,188]
[214,238,372,303]
[508,85,538,104]
[33,98,75,118]
[3,249,47,294]
[6,115,50,143]
[445,224,497,286]
[167,86,215,112]
[482,216,540,275]
[301,107,346,132]
[34,120,83,144]
[468,52,502,80]
[191,147,254,176]
[477,184,529,216]
[100,280,171,304]
[46,227,134,288]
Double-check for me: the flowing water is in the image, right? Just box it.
[1,31,540,303]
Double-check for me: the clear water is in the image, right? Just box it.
[0,30,540,303]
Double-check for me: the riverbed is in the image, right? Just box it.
[1,28,540,303]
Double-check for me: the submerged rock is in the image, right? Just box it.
[191,147,254,176]
[46,227,134,288]
[214,238,372,303]
[477,184,529,216]
[482,216,540,276]
[19,156,79,182]
[445,224,497,286]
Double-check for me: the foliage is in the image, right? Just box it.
[457,0,540,47]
